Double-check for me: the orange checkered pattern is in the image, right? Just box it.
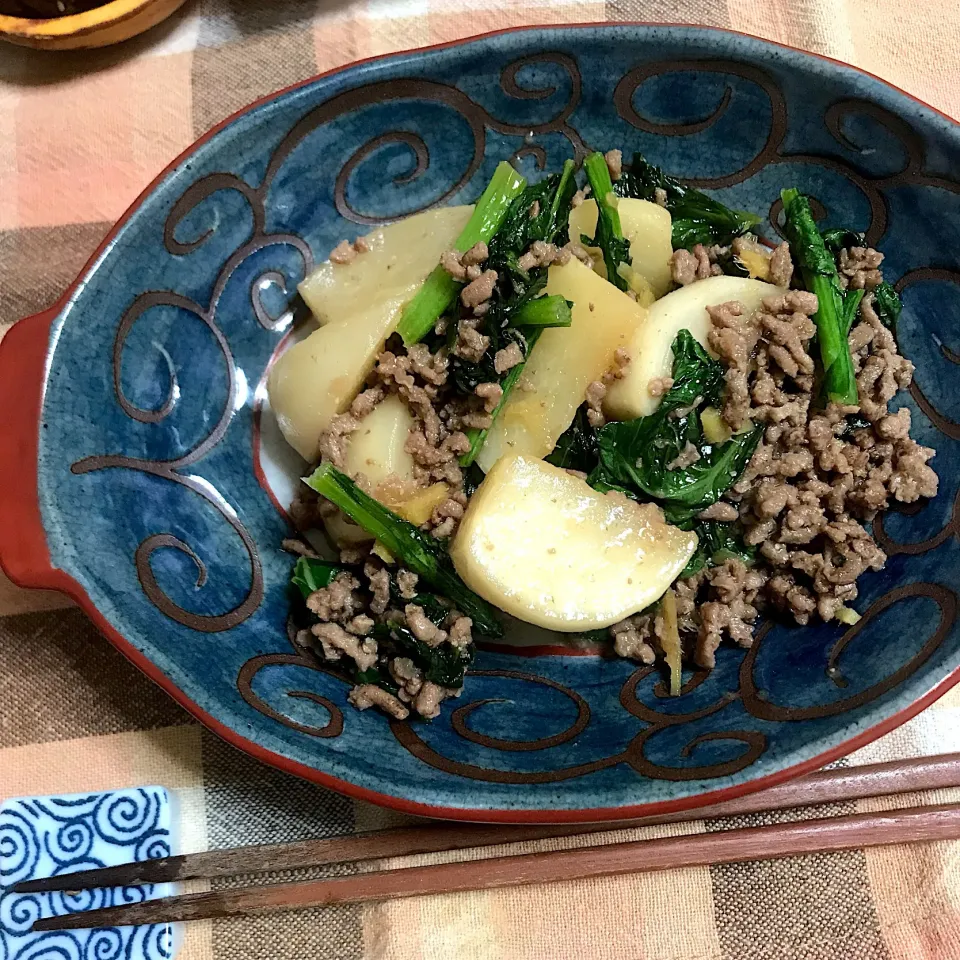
[4,3,960,958]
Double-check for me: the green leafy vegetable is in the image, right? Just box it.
[388,624,472,687]
[593,331,761,524]
[546,404,599,472]
[780,188,859,406]
[841,287,866,336]
[397,161,527,345]
[821,227,866,253]
[873,281,902,332]
[303,464,503,637]
[839,411,872,439]
[583,152,632,290]
[616,153,761,249]
[290,556,345,600]
[680,522,756,578]
[455,160,578,464]
[459,327,543,467]
[509,294,573,328]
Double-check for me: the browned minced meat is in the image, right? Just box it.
[475,381,503,412]
[281,537,317,558]
[312,621,378,671]
[584,380,607,428]
[648,376,674,398]
[439,241,489,282]
[414,681,460,720]
[517,240,561,272]
[453,319,490,362]
[317,386,385,468]
[584,348,631,427]
[768,242,794,288]
[563,241,593,266]
[670,244,720,286]
[448,614,473,648]
[349,684,409,720]
[428,490,468,539]
[305,572,361,622]
[666,441,701,472]
[604,149,623,181]
[610,614,657,663]
[697,502,739,522]
[651,283,935,665]
[405,603,448,645]
[494,342,524,374]
[396,569,419,599]
[460,269,498,310]
[329,239,358,265]
[838,246,884,291]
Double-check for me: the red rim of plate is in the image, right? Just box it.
[2,22,959,823]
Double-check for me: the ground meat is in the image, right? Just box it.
[697,265,938,638]
[317,387,385,468]
[604,149,623,181]
[648,376,674,398]
[311,621,378,672]
[396,569,419,600]
[454,319,490,362]
[667,441,701,472]
[606,348,631,383]
[670,245,718,286]
[281,537,317,558]
[571,188,587,208]
[584,381,607,427]
[461,269,498,310]
[447,614,473,648]
[414,681,458,720]
[839,246,884,290]
[366,566,391,616]
[428,493,467,539]
[654,187,668,207]
[697,502,739,522]
[305,572,361,622]
[475,381,503,412]
[610,615,657,663]
[563,241,593,266]
[461,241,488,266]
[329,239,358,265]
[494,342,524,374]
[349,684,409,720]
[390,657,424,702]
[768,242,794,288]
[440,249,467,281]
[517,240,561,272]
[405,604,447,645]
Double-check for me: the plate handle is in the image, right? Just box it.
[0,308,74,594]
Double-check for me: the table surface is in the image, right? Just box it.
[3,3,960,958]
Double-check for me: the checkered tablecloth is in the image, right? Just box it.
[4,3,960,958]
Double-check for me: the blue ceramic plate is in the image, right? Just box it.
[3,25,960,822]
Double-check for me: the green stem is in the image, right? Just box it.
[510,294,572,328]
[303,464,503,637]
[460,329,543,467]
[396,162,527,345]
[780,188,859,406]
[583,152,631,291]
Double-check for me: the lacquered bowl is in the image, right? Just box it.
[0,0,189,50]
[3,25,960,823]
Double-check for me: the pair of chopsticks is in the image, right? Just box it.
[17,752,960,931]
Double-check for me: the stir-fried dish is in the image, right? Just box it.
[269,149,938,720]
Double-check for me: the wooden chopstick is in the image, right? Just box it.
[33,801,960,930]
[16,751,960,895]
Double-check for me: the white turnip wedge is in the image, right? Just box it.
[451,455,698,631]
